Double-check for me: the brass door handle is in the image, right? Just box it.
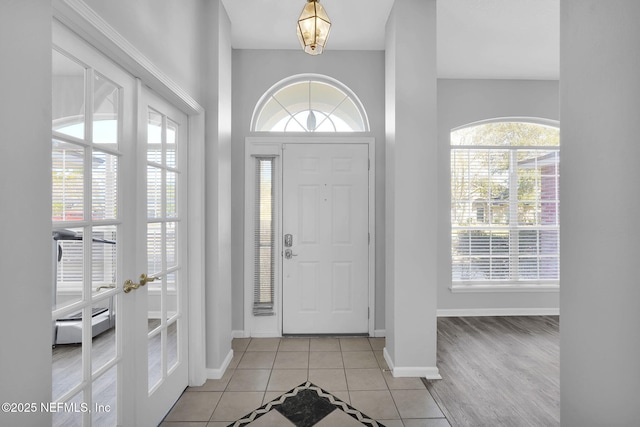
[96,283,116,292]
[123,274,159,293]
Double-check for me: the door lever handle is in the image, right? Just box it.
[123,273,160,293]
[96,283,116,292]
[284,249,298,260]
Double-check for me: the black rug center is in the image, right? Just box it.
[274,388,336,427]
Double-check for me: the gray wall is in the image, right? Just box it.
[437,79,560,313]
[0,2,53,426]
[560,1,640,425]
[231,49,386,332]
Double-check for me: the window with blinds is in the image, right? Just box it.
[254,157,276,315]
[450,121,560,286]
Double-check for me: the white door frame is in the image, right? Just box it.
[244,136,376,337]
[53,0,207,388]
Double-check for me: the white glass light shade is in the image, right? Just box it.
[296,0,331,55]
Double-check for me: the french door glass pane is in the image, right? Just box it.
[147,223,162,274]
[52,49,85,138]
[53,392,84,427]
[167,321,178,372]
[91,226,117,298]
[52,322,83,401]
[92,366,117,426]
[166,119,177,168]
[92,151,118,220]
[54,227,84,311]
[93,73,119,145]
[147,166,162,218]
[53,141,85,221]
[91,299,116,375]
[147,109,162,163]
[148,331,162,391]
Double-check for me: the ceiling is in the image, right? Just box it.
[220,0,559,80]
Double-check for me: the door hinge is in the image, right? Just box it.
[368,307,370,319]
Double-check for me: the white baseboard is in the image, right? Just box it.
[231,330,247,339]
[373,329,386,338]
[383,348,441,380]
[206,349,233,380]
[437,308,559,317]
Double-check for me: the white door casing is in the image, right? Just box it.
[244,137,375,337]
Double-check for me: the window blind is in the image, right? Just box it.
[253,157,275,315]
[451,122,560,284]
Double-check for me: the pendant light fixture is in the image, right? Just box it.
[297,0,332,56]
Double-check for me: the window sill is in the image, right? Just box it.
[450,284,560,293]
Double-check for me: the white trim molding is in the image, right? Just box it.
[373,329,386,338]
[206,349,234,380]
[383,348,441,380]
[437,308,560,317]
[244,137,376,338]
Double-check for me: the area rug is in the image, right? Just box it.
[227,381,386,427]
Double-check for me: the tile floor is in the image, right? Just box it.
[160,337,450,427]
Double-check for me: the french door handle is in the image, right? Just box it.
[96,283,116,292]
[123,273,159,293]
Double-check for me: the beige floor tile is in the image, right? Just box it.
[210,391,264,422]
[187,369,234,392]
[163,391,222,422]
[266,369,308,391]
[331,390,350,404]
[237,351,276,369]
[349,390,400,420]
[382,371,426,390]
[339,337,372,351]
[160,422,208,427]
[374,350,390,369]
[391,389,444,419]
[314,408,364,426]
[309,351,344,369]
[246,338,281,352]
[308,369,348,392]
[246,409,296,426]
[380,420,405,427]
[310,338,341,351]
[228,351,243,369]
[232,338,251,352]
[262,391,283,405]
[273,351,309,369]
[402,419,451,427]
[278,338,310,352]
[345,368,388,391]
[368,337,386,351]
[226,369,271,391]
[342,351,379,369]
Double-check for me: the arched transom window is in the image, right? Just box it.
[252,74,369,132]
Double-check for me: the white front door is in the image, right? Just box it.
[282,143,369,334]
[51,22,188,427]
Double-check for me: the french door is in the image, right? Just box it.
[281,143,370,334]
[52,21,188,427]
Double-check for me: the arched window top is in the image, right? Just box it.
[451,118,559,147]
[252,74,369,132]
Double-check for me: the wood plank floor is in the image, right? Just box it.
[426,316,560,427]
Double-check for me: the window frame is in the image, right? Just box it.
[449,118,560,293]
[250,73,370,133]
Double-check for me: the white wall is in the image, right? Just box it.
[83,0,205,104]
[230,49,387,333]
[437,79,560,314]
[0,2,53,426]
[203,0,234,375]
[560,1,640,425]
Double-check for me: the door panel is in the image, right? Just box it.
[137,88,189,427]
[282,144,369,334]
